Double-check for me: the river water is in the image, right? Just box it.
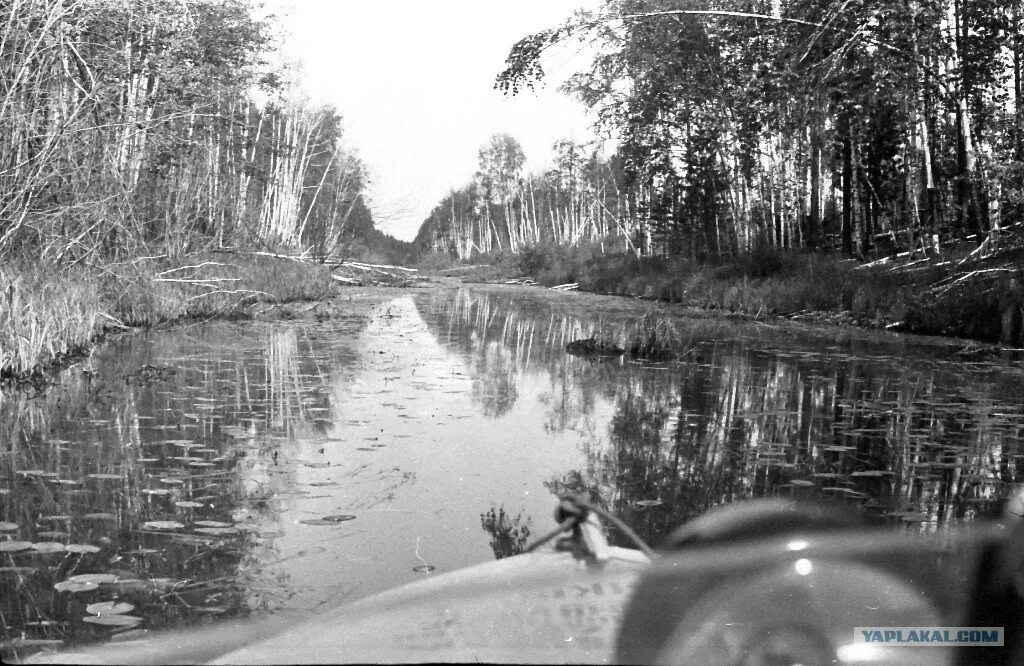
[2,285,1023,656]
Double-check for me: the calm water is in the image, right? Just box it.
[2,286,1023,656]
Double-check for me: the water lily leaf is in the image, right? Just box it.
[88,473,122,480]
[412,565,435,573]
[193,520,232,528]
[37,531,68,539]
[86,601,135,615]
[0,566,37,574]
[160,478,185,485]
[141,488,172,495]
[0,541,32,552]
[143,521,184,530]
[790,480,815,487]
[82,513,117,520]
[54,580,99,593]
[0,522,19,531]
[193,527,239,535]
[174,501,203,508]
[68,573,119,584]
[66,544,102,554]
[82,614,143,626]
[299,514,356,526]
[32,542,66,553]
[38,515,71,522]
[634,500,663,508]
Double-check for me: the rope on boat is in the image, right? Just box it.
[524,495,656,558]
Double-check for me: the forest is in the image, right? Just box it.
[413,0,1024,342]
[0,0,407,378]
[419,0,1024,258]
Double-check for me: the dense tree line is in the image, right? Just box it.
[414,134,640,259]
[420,0,1024,261]
[0,0,379,266]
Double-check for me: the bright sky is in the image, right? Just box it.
[278,0,603,242]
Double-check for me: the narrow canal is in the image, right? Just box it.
[2,285,1023,656]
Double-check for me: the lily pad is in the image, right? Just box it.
[174,501,203,508]
[634,500,663,508]
[412,565,436,573]
[66,544,102,554]
[0,541,33,552]
[54,580,99,593]
[299,514,356,526]
[31,542,66,553]
[194,527,239,536]
[143,521,184,530]
[141,488,172,496]
[0,566,37,574]
[0,522,19,531]
[37,531,69,539]
[88,474,122,480]
[194,520,232,528]
[86,601,135,616]
[82,513,117,520]
[68,573,119,584]
[82,614,143,626]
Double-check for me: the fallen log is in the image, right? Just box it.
[331,275,362,285]
[340,260,418,273]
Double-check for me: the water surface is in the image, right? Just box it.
[2,285,1022,656]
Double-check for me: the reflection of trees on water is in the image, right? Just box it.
[479,505,532,559]
[0,318,367,657]
[420,288,1024,548]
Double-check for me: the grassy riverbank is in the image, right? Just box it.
[423,238,1024,345]
[0,253,338,381]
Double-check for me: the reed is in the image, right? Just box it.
[0,253,338,381]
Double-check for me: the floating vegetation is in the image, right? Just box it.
[142,521,184,530]
[625,314,688,361]
[174,501,203,508]
[86,601,135,616]
[37,531,68,539]
[0,566,37,574]
[31,542,65,553]
[124,363,177,385]
[634,499,663,508]
[68,573,119,584]
[0,522,19,531]
[194,527,239,536]
[53,580,99,593]
[412,565,435,574]
[0,541,32,552]
[82,614,143,627]
[82,513,116,520]
[65,544,101,554]
[298,514,356,526]
[141,488,172,495]
[88,474,121,480]
[194,521,232,528]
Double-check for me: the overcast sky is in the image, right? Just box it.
[278,0,602,242]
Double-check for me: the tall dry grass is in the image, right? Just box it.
[1,253,338,380]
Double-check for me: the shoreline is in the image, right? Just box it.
[4,265,1015,396]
